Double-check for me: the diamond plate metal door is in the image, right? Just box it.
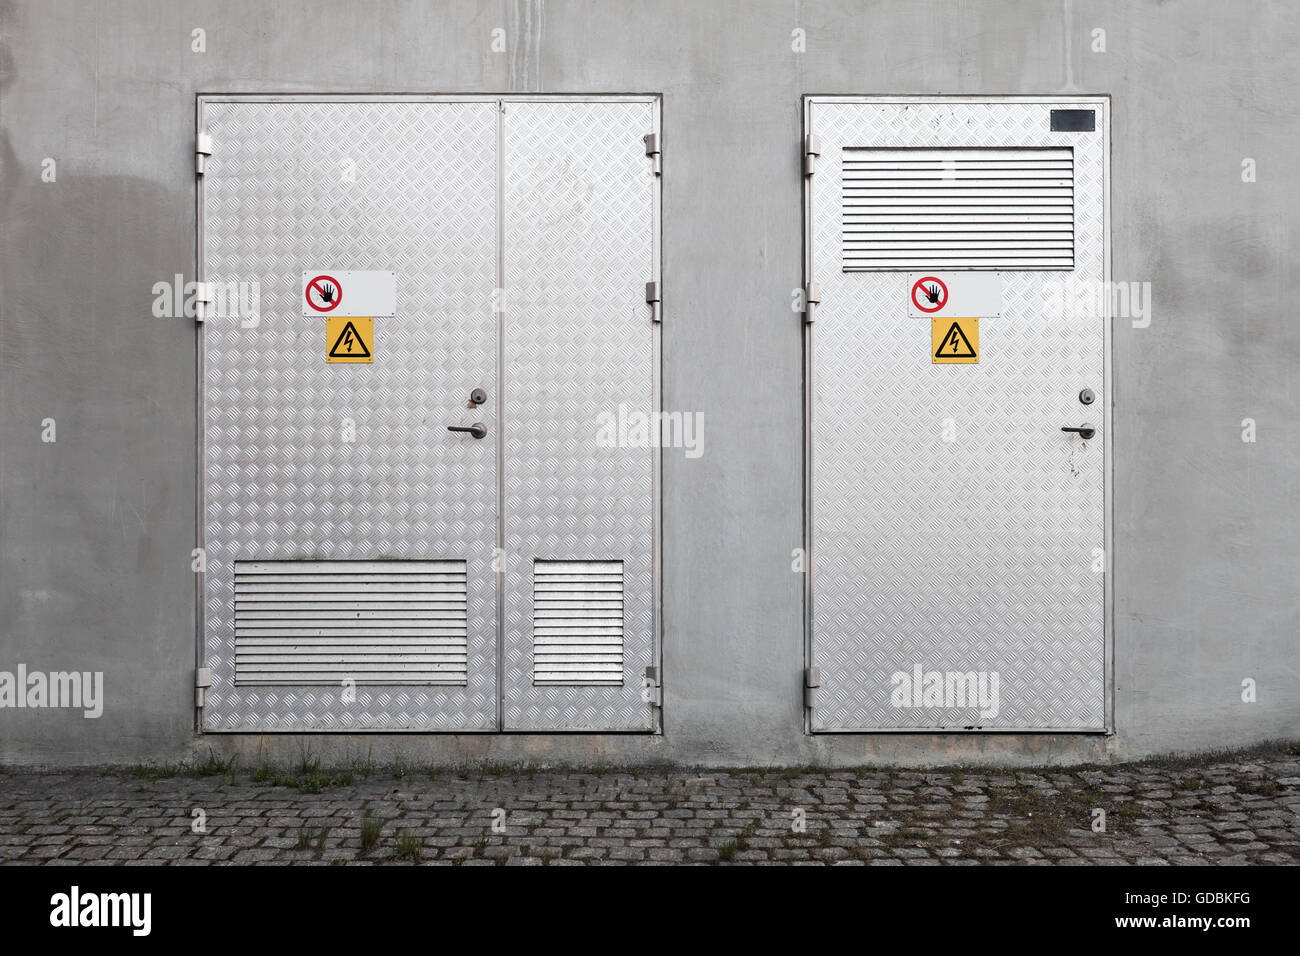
[199,99,499,731]
[501,99,660,731]
[806,98,1110,731]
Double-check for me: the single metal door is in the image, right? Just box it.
[502,100,660,731]
[199,100,500,731]
[198,96,659,732]
[805,97,1110,731]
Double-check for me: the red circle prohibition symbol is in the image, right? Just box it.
[306,274,343,312]
[911,276,948,313]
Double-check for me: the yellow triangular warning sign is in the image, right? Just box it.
[931,318,978,364]
[326,318,373,363]
[935,322,975,357]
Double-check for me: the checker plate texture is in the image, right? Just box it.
[809,101,1107,730]
[502,101,657,730]
[201,102,499,730]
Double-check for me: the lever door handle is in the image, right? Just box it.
[1061,424,1096,440]
[448,422,488,439]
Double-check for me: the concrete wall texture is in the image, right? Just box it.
[1,0,1296,768]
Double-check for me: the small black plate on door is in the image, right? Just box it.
[1051,109,1096,132]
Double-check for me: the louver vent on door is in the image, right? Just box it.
[532,560,624,685]
[233,560,468,685]
[842,147,1074,270]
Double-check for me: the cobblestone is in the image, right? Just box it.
[0,748,1296,864]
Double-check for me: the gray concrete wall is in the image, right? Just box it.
[2,0,1296,768]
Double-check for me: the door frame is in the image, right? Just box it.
[801,94,1113,734]
[195,93,662,733]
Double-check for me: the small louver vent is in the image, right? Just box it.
[842,147,1074,270]
[532,560,624,685]
[233,560,468,685]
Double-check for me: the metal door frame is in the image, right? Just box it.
[801,95,1113,734]
[195,93,662,733]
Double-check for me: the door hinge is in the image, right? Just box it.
[644,133,661,176]
[643,666,663,709]
[645,280,661,324]
[195,667,213,708]
[193,281,213,323]
[804,666,821,710]
[196,131,213,176]
[803,282,821,324]
[803,134,820,176]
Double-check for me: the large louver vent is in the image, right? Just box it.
[532,560,624,685]
[842,147,1074,270]
[233,560,468,685]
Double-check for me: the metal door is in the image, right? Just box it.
[198,96,659,732]
[804,97,1110,731]
[502,100,660,731]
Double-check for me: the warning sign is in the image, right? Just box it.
[326,317,373,363]
[302,271,396,317]
[932,318,978,364]
[911,276,948,313]
[306,274,343,312]
[908,272,1001,318]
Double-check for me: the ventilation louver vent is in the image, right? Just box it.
[842,147,1074,270]
[532,560,624,685]
[233,560,468,685]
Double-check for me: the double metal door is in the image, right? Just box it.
[198,96,659,732]
[805,97,1110,731]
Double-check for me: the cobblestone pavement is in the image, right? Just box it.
[1,748,1297,865]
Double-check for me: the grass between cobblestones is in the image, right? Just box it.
[0,741,1294,865]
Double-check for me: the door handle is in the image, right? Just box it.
[1061,424,1096,440]
[448,422,488,439]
